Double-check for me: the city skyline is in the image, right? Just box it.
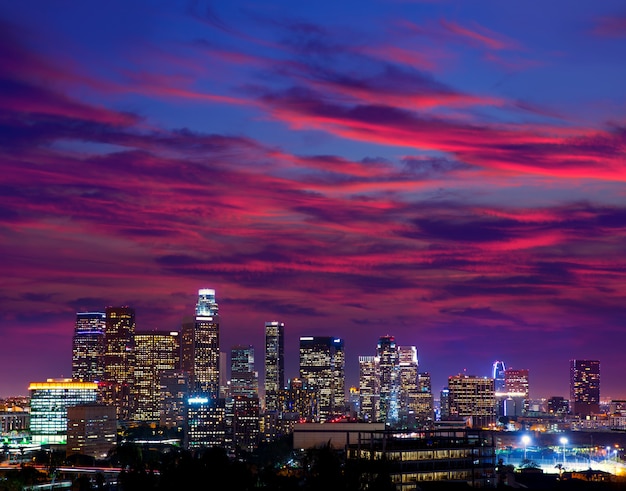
[1,1,626,400]
[0,295,615,404]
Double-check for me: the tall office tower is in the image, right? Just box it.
[397,345,419,428]
[72,312,106,382]
[299,336,345,422]
[377,335,399,423]
[133,330,180,422]
[227,345,260,453]
[231,345,258,398]
[159,370,189,430]
[264,321,285,412]
[181,289,220,396]
[29,378,99,445]
[570,359,600,416]
[492,361,506,393]
[447,374,496,428]
[492,360,507,418]
[504,368,530,416]
[359,355,380,422]
[103,306,135,420]
[416,372,434,424]
[439,388,450,420]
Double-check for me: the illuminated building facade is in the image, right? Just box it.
[439,387,450,420]
[226,395,260,453]
[159,369,189,430]
[377,335,399,423]
[231,345,258,399]
[547,395,569,415]
[397,345,419,428]
[103,306,135,420]
[227,345,259,453]
[447,374,496,428]
[504,368,530,416]
[186,395,226,449]
[343,428,496,489]
[299,336,345,422]
[570,359,600,416]
[492,360,506,393]
[72,312,106,382]
[277,377,318,421]
[133,330,180,422]
[181,289,220,397]
[66,404,117,459]
[29,379,98,445]
[264,321,285,412]
[359,355,380,422]
[416,372,434,424]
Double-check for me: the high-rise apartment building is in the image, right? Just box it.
[29,379,99,445]
[181,289,220,397]
[570,359,600,416]
[103,306,135,420]
[133,330,180,422]
[72,312,106,382]
[264,321,285,412]
[377,335,399,423]
[299,336,345,422]
[358,355,380,422]
[447,374,496,428]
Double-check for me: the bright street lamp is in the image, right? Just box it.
[522,435,531,462]
[559,437,568,466]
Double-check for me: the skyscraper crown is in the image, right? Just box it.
[195,288,218,317]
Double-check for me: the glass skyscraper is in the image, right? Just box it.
[29,379,98,445]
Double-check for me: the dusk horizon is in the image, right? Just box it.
[1,1,625,402]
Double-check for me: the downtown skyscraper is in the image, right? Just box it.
[264,321,285,412]
[570,359,600,416]
[299,336,345,422]
[72,312,106,382]
[377,335,399,423]
[102,306,136,420]
[133,330,180,422]
[181,289,220,397]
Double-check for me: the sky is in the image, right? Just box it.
[1,0,625,401]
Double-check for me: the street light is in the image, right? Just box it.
[522,435,531,462]
[560,437,568,467]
